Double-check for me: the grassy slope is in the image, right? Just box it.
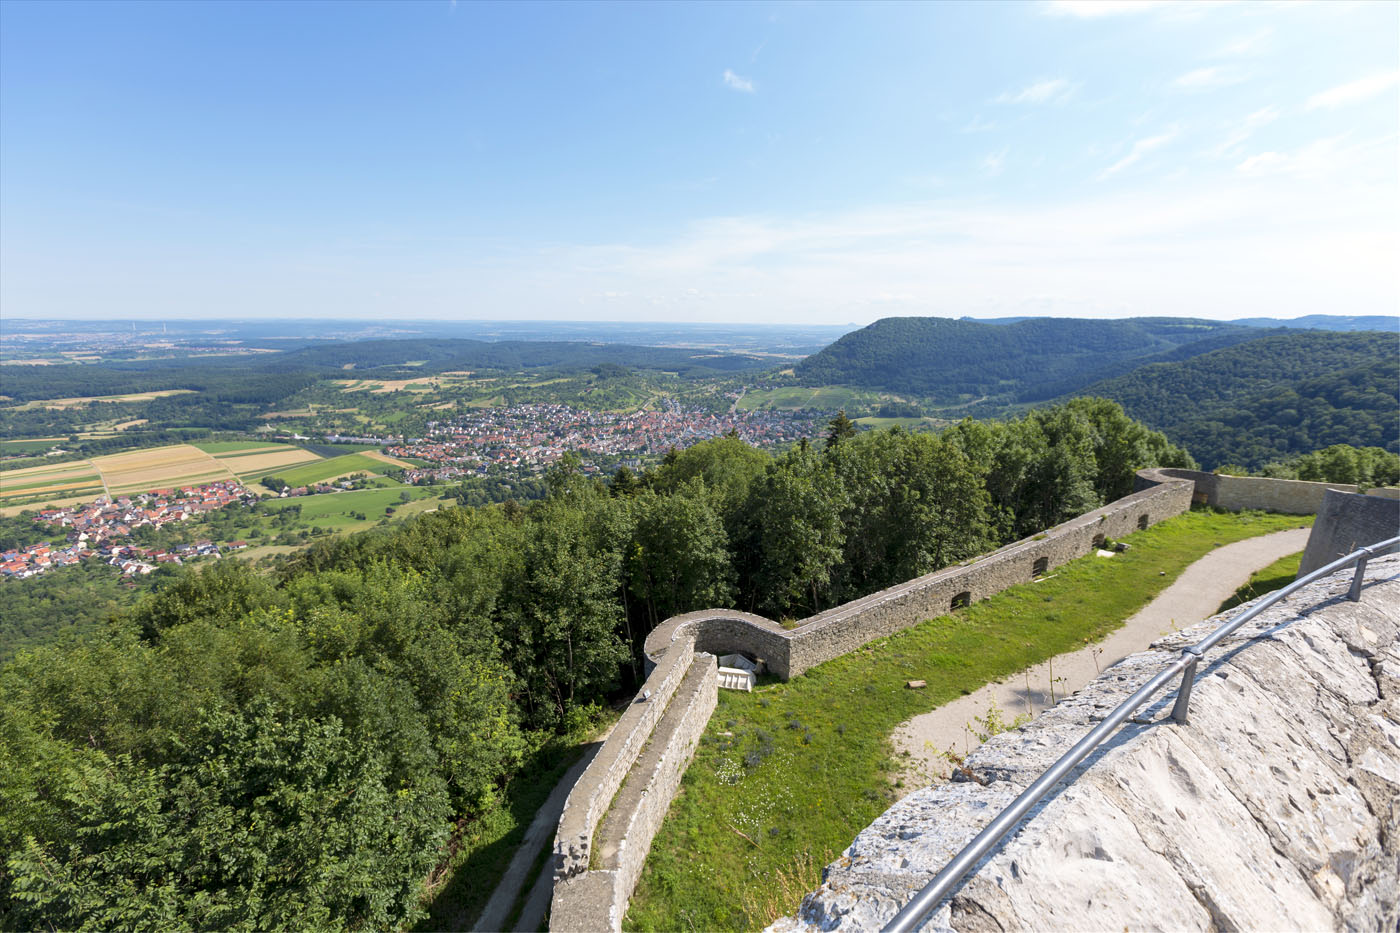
[260,485,446,532]
[625,507,1311,931]
[1216,550,1304,614]
[247,453,397,486]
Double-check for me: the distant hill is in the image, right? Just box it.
[1229,314,1399,332]
[793,316,1260,403]
[1076,331,1399,469]
[959,313,1399,333]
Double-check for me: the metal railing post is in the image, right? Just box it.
[880,535,1398,933]
[1349,556,1369,601]
[1169,647,1202,724]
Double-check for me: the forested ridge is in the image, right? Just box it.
[1078,331,1399,469]
[793,316,1261,402]
[0,399,1190,930]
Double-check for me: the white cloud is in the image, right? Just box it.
[997,78,1073,105]
[1306,71,1399,110]
[1173,66,1249,90]
[1214,29,1272,57]
[961,115,996,133]
[722,69,755,93]
[1100,129,1178,178]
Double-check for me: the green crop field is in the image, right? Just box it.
[191,440,288,454]
[261,485,447,532]
[256,453,398,486]
[626,507,1313,932]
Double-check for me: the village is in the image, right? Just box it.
[3,480,258,579]
[388,400,821,483]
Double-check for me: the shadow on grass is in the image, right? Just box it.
[419,736,586,932]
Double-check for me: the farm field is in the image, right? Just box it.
[216,447,324,478]
[256,452,404,486]
[12,389,195,410]
[0,460,106,507]
[192,440,288,454]
[93,444,238,496]
[261,485,448,533]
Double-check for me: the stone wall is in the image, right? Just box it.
[644,475,1193,679]
[1297,488,1400,577]
[771,555,1400,932]
[551,654,718,932]
[553,629,695,884]
[552,474,1194,929]
[1134,466,1398,514]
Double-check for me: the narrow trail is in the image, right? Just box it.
[468,729,611,933]
[891,527,1311,789]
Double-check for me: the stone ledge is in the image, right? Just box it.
[771,555,1400,932]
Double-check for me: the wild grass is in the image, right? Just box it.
[1216,550,1304,614]
[624,507,1310,931]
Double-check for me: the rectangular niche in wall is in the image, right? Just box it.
[1138,514,1149,530]
[951,591,972,610]
[1092,533,1105,549]
[1032,556,1049,578]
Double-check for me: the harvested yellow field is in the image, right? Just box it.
[361,450,414,469]
[209,445,289,458]
[16,389,195,410]
[222,448,322,475]
[93,444,236,492]
[108,469,234,495]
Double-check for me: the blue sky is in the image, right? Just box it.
[1,0,1396,324]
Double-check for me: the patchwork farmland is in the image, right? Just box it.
[0,442,410,513]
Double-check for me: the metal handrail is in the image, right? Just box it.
[883,535,1400,933]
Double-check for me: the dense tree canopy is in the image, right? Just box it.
[0,399,1194,929]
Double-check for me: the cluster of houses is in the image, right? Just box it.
[3,481,259,581]
[388,401,822,480]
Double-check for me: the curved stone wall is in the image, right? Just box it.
[644,476,1193,680]
[1134,466,1397,514]
[553,473,1197,928]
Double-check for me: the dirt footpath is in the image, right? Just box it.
[891,527,1312,790]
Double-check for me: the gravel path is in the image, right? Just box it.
[890,527,1311,790]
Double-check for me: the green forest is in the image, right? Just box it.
[1081,332,1399,468]
[792,316,1265,402]
[0,399,1192,930]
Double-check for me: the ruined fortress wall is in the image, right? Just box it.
[1298,488,1400,576]
[782,480,1192,677]
[643,477,1192,680]
[553,630,695,883]
[1134,466,1382,514]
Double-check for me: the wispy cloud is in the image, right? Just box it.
[997,78,1073,105]
[1214,29,1272,57]
[722,69,755,93]
[1210,106,1279,158]
[1045,0,1166,16]
[960,115,996,133]
[1306,71,1399,110]
[1173,65,1249,90]
[1100,129,1177,178]
[981,148,1009,177]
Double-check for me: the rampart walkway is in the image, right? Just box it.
[890,527,1310,785]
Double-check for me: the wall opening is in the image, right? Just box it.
[1138,514,1149,531]
[951,591,971,610]
[1092,533,1105,549]
[1032,557,1049,578]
